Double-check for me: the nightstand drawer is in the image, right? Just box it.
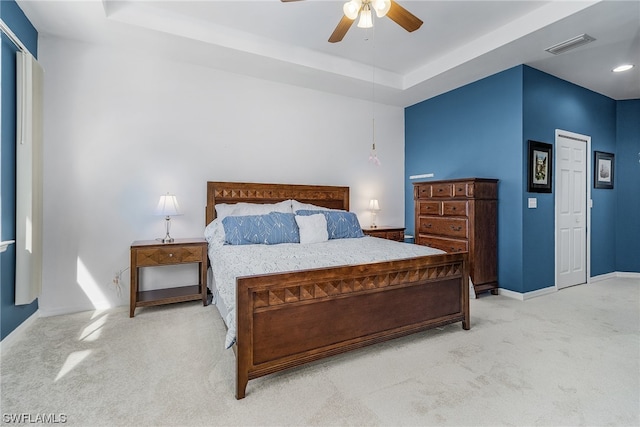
[418,217,468,238]
[362,227,405,242]
[136,246,203,266]
[384,230,405,241]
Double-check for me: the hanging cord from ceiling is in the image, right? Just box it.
[367,25,381,166]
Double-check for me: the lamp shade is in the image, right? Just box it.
[343,0,362,20]
[357,4,373,28]
[373,0,391,17]
[155,193,182,217]
[368,199,380,211]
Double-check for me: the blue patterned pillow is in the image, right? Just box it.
[222,212,300,245]
[295,210,364,239]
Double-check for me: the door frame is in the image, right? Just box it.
[554,129,591,289]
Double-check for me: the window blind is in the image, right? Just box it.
[15,51,43,305]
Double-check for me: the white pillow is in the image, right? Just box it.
[215,200,293,220]
[292,200,342,212]
[214,204,237,221]
[295,214,329,244]
[204,218,226,247]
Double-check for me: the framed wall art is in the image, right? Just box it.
[527,140,553,193]
[594,151,614,189]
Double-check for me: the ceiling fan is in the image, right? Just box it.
[281,0,423,43]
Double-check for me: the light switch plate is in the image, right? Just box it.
[528,198,537,209]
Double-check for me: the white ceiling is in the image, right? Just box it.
[16,0,640,107]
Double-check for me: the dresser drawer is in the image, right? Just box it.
[454,182,468,197]
[417,235,468,253]
[442,201,467,216]
[431,183,454,198]
[135,246,203,266]
[418,201,441,216]
[418,217,468,238]
[415,184,432,199]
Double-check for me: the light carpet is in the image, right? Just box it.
[1,277,638,426]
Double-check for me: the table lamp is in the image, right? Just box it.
[155,193,182,243]
[368,199,380,228]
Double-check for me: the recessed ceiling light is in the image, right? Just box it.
[613,64,634,73]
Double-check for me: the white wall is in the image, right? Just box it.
[38,36,406,316]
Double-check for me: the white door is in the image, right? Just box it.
[555,130,590,289]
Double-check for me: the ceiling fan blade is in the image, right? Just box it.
[328,15,355,43]
[386,0,423,32]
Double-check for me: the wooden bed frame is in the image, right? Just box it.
[205,181,470,399]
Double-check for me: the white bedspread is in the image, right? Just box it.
[209,236,444,348]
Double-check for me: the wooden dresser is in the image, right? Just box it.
[414,178,498,296]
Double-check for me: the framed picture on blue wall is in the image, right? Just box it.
[594,151,614,189]
[527,140,553,193]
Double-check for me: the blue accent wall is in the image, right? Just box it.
[406,64,636,295]
[615,100,640,272]
[405,66,524,293]
[522,66,617,287]
[1,0,38,340]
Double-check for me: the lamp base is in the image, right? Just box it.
[160,216,174,243]
[370,212,378,228]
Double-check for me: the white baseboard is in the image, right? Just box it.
[615,271,640,280]
[590,271,640,282]
[0,309,40,356]
[496,270,639,300]
[498,286,556,301]
[37,301,127,318]
[589,272,617,282]
[37,305,93,318]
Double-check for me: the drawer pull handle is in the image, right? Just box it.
[425,223,432,228]
[450,225,462,231]
[169,253,174,257]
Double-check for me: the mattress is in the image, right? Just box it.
[208,236,445,349]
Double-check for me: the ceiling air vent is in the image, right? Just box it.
[545,34,596,55]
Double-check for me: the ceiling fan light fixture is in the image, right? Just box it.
[373,0,391,18]
[357,4,373,28]
[343,0,362,20]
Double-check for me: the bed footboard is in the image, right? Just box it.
[235,252,469,399]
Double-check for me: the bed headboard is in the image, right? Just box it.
[205,181,350,226]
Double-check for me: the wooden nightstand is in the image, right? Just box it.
[362,226,406,242]
[130,238,208,317]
